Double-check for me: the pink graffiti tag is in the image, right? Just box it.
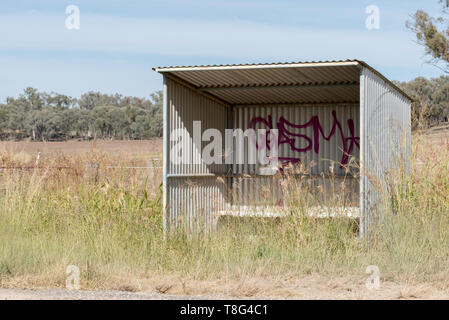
[249,110,360,167]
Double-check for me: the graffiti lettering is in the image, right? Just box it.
[249,110,359,167]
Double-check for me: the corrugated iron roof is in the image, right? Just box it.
[153,59,411,105]
[154,59,359,71]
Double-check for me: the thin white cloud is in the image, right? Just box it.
[0,9,443,101]
[0,56,160,100]
[0,12,427,67]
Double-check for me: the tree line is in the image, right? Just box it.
[0,88,162,141]
[395,76,449,129]
[1,76,449,142]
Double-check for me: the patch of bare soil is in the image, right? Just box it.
[0,139,163,159]
[1,276,449,300]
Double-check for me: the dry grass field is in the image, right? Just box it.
[0,139,162,163]
[1,131,449,299]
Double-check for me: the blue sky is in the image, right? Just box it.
[0,0,446,102]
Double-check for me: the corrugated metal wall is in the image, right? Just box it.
[164,77,229,233]
[231,104,360,207]
[360,67,411,238]
[163,68,411,236]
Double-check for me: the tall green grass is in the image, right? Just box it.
[1,134,449,291]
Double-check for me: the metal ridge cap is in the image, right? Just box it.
[153,59,361,73]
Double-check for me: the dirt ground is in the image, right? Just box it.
[0,139,163,159]
[1,276,449,300]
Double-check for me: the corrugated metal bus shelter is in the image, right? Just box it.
[153,60,411,238]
